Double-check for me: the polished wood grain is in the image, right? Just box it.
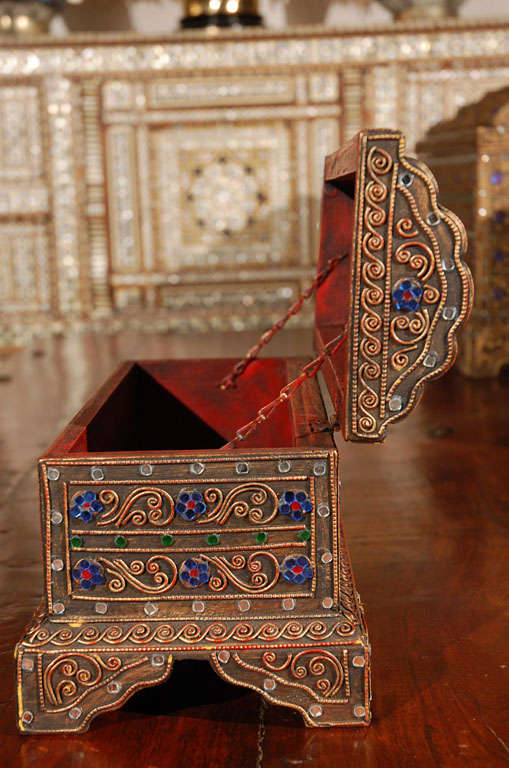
[1,330,508,766]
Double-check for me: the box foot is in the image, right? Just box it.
[16,645,173,734]
[211,645,371,727]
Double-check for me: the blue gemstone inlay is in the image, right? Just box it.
[72,559,104,591]
[176,490,207,521]
[69,491,103,523]
[179,558,210,588]
[392,278,423,312]
[281,555,314,584]
[278,489,313,521]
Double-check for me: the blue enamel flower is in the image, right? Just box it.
[72,559,104,591]
[179,558,210,588]
[70,491,103,523]
[176,491,206,521]
[278,490,313,522]
[392,279,423,312]
[282,555,314,585]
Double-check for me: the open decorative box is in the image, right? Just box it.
[16,130,473,733]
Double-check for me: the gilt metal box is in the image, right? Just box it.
[418,86,509,377]
[15,130,472,733]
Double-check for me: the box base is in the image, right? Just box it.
[16,543,371,732]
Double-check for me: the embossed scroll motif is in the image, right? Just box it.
[43,654,121,709]
[197,483,278,526]
[97,556,178,594]
[357,145,393,434]
[24,617,357,650]
[262,649,345,699]
[41,653,151,714]
[94,551,281,596]
[203,551,280,594]
[79,483,278,528]
[96,488,175,527]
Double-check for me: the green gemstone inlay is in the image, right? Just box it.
[299,529,311,542]
[207,534,220,546]
[161,534,174,547]
[70,536,83,548]
[254,532,268,544]
[115,535,127,548]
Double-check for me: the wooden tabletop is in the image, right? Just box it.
[1,330,507,767]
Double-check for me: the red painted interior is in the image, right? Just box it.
[49,358,298,455]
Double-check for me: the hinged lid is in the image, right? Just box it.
[315,129,473,442]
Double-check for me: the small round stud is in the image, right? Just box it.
[423,351,438,368]
[21,657,34,672]
[278,459,291,473]
[236,461,249,475]
[389,395,402,412]
[282,597,295,611]
[353,656,365,668]
[53,602,65,615]
[353,705,366,718]
[321,550,333,564]
[317,503,330,518]
[322,597,334,609]
[51,558,64,572]
[441,257,456,272]
[50,510,63,525]
[308,704,323,718]
[426,211,440,227]
[192,600,205,613]
[90,466,104,481]
[151,653,165,667]
[190,462,205,475]
[47,467,60,481]
[139,463,153,477]
[21,711,34,725]
[313,461,327,476]
[263,678,276,691]
[95,602,108,615]
[442,306,458,321]
[238,599,250,612]
[398,171,414,187]
[107,681,122,695]
[144,602,158,617]
[218,650,230,664]
[69,707,82,721]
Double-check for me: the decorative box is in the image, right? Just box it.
[15,130,473,733]
[418,86,508,377]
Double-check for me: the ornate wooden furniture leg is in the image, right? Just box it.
[15,130,473,733]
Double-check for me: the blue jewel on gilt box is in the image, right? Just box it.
[278,490,312,521]
[70,491,103,523]
[392,279,423,311]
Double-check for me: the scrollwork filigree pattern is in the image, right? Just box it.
[43,653,122,710]
[96,488,175,527]
[197,483,279,526]
[203,551,280,594]
[97,555,178,594]
[357,145,393,434]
